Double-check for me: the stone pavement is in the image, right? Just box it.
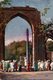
[0,71,53,80]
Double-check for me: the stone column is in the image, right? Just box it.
[0,26,5,61]
[32,25,40,66]
[32,31,35,68]
[32,26,36,68]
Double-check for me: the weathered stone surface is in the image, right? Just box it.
[0,6,46,61]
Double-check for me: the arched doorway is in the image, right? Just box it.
[0,7,46,67]
[5,16,32,65]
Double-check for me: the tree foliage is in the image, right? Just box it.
[0,0,11,7]
[41,7,50,16]
[5,40,32,60]
[47,41,53,51]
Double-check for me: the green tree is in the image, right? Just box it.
[5,41,32,60]
[0,0,11,7]
[47,41,53,51]
[41,7,50,16]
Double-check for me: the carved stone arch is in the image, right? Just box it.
[0,7,46,65]
[6,12,32,30]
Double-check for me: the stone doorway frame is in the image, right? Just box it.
[0,6,46,66]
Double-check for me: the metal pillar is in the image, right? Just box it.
[26,28,29,63]
[26,28,30,71]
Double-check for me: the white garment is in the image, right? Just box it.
[10,62,14,68]
[40,61,44,70]
[10,62,14,71]
[2,61,5,71]
[44,61,48,69]
[50,62,53,70]
[38,61,41,69]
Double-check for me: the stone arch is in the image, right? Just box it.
[5,15,32,60]
[7,12,32,28]
[0,7,46,66]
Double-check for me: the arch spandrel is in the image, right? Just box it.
[0,7,40,26]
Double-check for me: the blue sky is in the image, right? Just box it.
[5,0,53,45]
[5,17,32,45]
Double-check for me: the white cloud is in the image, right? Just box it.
[46,17,51,21]
[41,17,51,24]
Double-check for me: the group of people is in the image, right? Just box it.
[34,59,53,71]
[0,59,53,72]
[0,60,22,72]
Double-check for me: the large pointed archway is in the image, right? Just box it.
[0,6,46,66]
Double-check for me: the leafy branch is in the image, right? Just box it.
[0,0,11,7]
[41,7,50,16]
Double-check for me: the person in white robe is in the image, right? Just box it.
[50,61,53,71]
